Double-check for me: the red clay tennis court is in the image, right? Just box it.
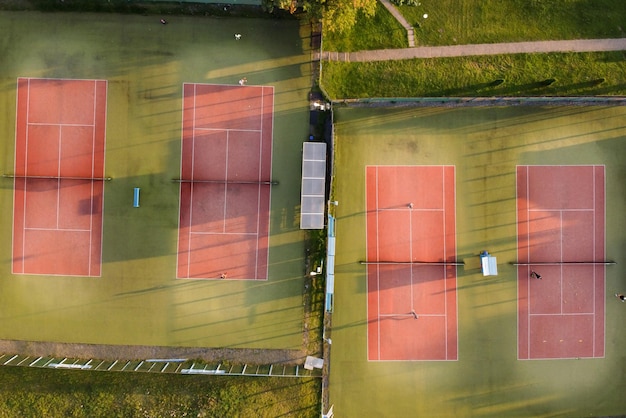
[177,83,274,280]
[12,77,107,277]
[517,165,605,359]
[366,165,457,361]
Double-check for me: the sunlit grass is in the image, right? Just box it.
[322,2,408,52]
[322,51,626,98]
[0,366,321,417]
[400,0,626,47]
[323,0,626,51]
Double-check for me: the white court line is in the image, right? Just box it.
[56,126,62,229]
[88,80,96,275]
[452,166,459,360]
[186,84,197,278]
[409,202,414,314]
[254,90,264,280]
[175,85,187,279]
[183,85,270,279]
[380,313,445,317]
[526,167,531,357]
[442,166,448,358]
[524,165,604,359]
[19,79,32,273]
[189,231,257,236]
[375,167,381,360]
[528,208,595,212]
[25,227,91,232]
[195,127,262,133]
[264,86,275,281]
[18,79,102,275]
[379,207,444,212]
[28,122,95,128]
[223,130,229,233]
[560,209,564,314]
[529,313,596,316]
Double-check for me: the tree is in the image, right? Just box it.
[263,0,377,33]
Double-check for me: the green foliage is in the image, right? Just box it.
[318,0,377,33]
[390,0,421,6]
[263,0,377,33]
[323,1,407,51]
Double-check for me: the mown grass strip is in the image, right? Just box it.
[323,0,626,51]
[399,0,626,47]
[321,51,626,99]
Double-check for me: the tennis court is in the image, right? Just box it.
[330,106,626,417]
[0,11,309,350]
[517,165,605,359]
[12,78,107,277]
[365,165,457,361]
[177,83,274,280]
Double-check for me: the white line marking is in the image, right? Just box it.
[529,313,595,316]
[187,84,197,278]
[195,127,262,133]
[255,90,264,279]
[28,122,94,128]
[20,79,31,272]
[25,227,91,232]
[223,130,229,233]
[88,80,96,276]
[189,231,257,236]
[376,167,381,360]
[56,126,62,229]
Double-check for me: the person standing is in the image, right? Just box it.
[615,293,626,302]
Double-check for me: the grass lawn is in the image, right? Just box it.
[323,0,626,51]
[0,366,320,417]
[321,51,626,98]
[400,0,626,47]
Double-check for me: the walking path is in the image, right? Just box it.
[379,0,415,47]
[317,38,626,62]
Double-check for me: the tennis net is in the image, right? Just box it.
[173,178,279,186]
[360,260,464,266]
[3,174,112,181]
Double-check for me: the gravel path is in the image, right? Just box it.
[317,38,626,62]
[0,339,307,365]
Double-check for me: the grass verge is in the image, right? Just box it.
[321,51,626,98]
[0,366,320,417]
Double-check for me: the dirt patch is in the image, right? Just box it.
[0,339,308,365]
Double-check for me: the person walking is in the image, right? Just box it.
[615,293,626,302]
[530,271,542,280]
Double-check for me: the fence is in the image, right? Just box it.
[0,353,322,378]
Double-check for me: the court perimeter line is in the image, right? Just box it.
[511,262,615,265]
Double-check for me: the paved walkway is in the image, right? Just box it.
[317,38,626,62]
[379,0,415,47]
